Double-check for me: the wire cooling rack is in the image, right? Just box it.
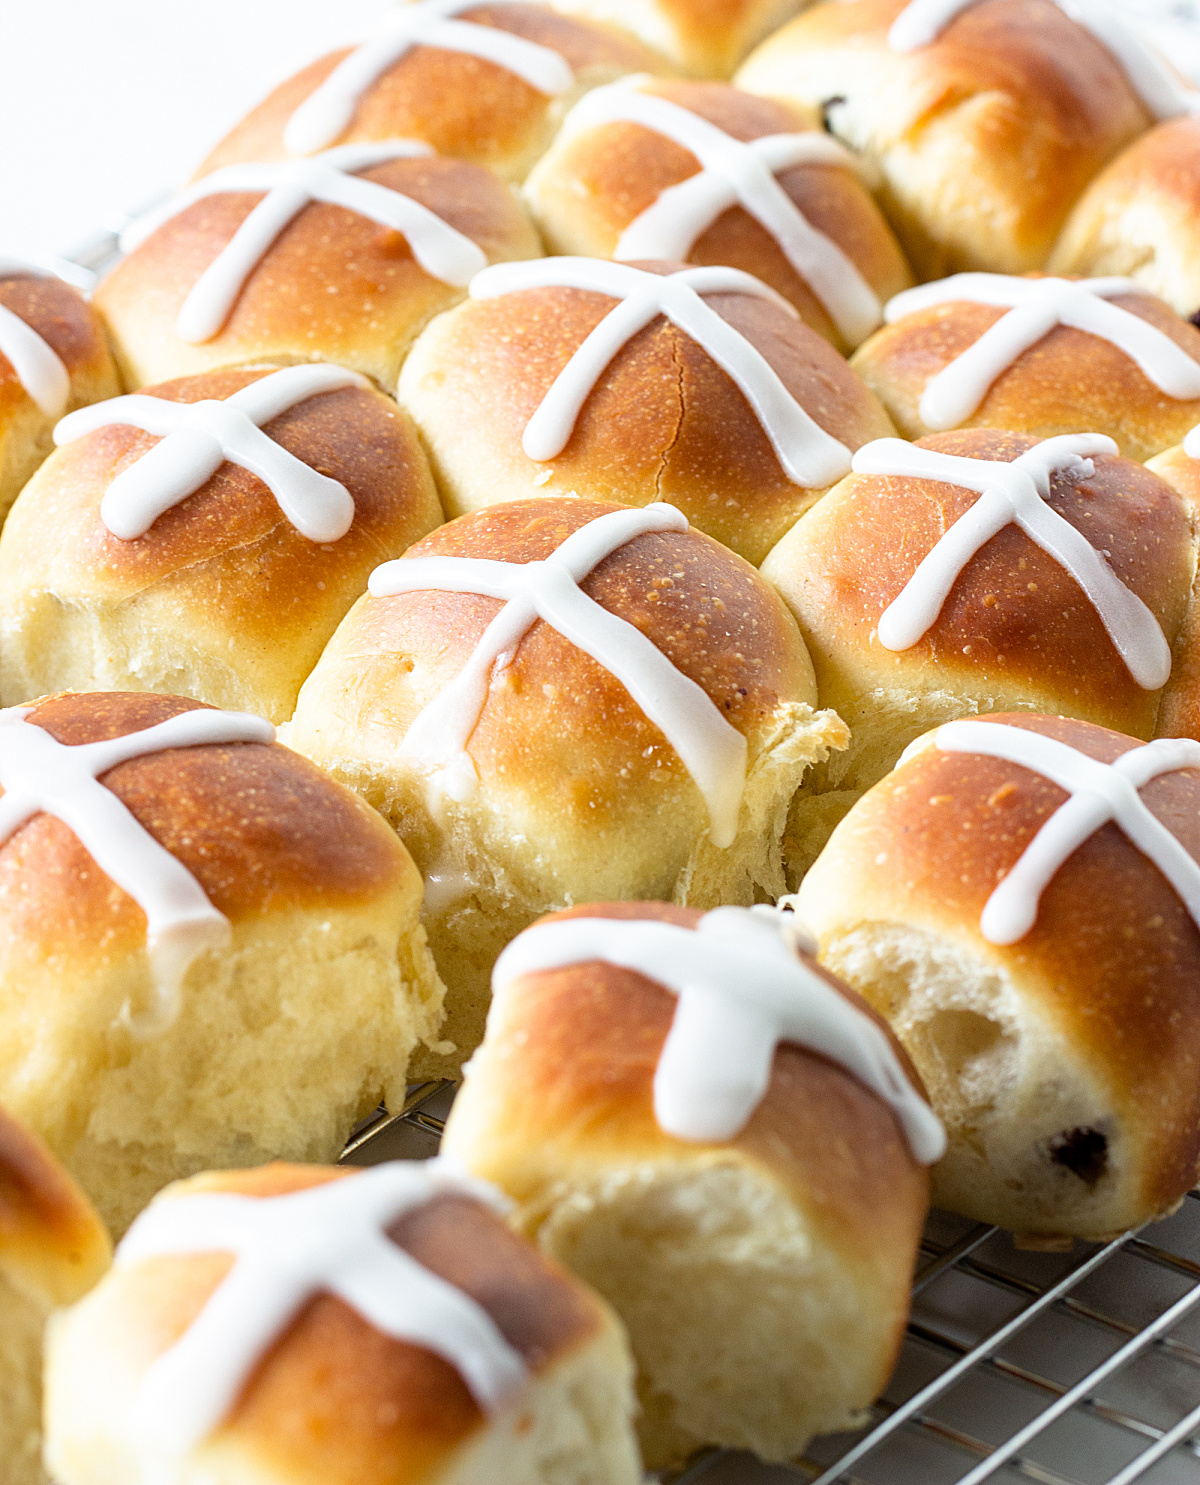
[342,1083,1200,1485]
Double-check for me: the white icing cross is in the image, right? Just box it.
[0,259,70,419]
[54,364,367,543]
[558,77,881,347]
[929,719,1200,943]
[0,704,274,1032]
[369,502,749,845]
[888,0,1200,121]
[116,1161,527,1463]
[492,905,947,1161]
[885,274,1200,430]
[469,259,853,488]
[851,434,1173,689]
[120,142,488,345]
[284,0,574,156]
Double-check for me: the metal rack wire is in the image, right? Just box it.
[342,1084,1200,1485]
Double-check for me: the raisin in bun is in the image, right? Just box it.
[761,429,1197,878]
[0,261,119,523]
[0,365,442,724]
[0,691,445,1235]
[549,0,805,77]
[397,257,894,565]
[442,902,938,1469]
[852,273,1200,461]
[44,1160,641,1485]
[199,3,663,184]
[285,497,848,1074]
[523,76,913,353]
[0,1107,110,1485]
[796,712,1200,1242]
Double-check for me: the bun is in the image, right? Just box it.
[285,496,848,1073]
[548,0,806,77]
[852,273,1200,460]
[0,365,443,724]
[523,76,913,352]
[44,1160,641,1485]
[1050,117,1200,318]
[796,711,1200,1241]
[199,3,662,184]
[761,428,1197,877]
[0,263,119,522]
[396,257,894,564]
[0,1106,110,1485]
[442,901,934,1470]
[95,151,541,391]
[734,0,1157,278]
[0,691,445,1235]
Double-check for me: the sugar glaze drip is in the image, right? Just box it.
[115,1161,526,1463]
[0,259,70,419]
[887,0,1200,120]
[369,503,749,846]
[55,364,367,543]
[492,905,946,1161]
[557,77,881,347]
[884,273,1200,429]
[284,0,574,156]
[469,258,852,487]
[851,433,1173,688]
[927,719,1200,943]
[120,141,488,344]
[0,704,274,1034]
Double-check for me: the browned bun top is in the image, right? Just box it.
[852,280,1200,459]
[0,271,114,417]
[767,429,1193,738]
[0,1103,110,1306]
[199,5,661,179]
[125,1163,603,1475]
[0,692,411,961]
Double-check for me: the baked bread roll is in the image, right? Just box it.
[523,76,913,352]
[0,1106,110,1485]
[761,429,1197,877]
[285,496,849,1073]
[0,260,119,523]
[852,273,1200,460]
[44,1159,640,1485]
[0,690,444,1235]
[441,901,939,1469]
[200,2,662,184]
[1050,117,1200,318]
[796,712,1200,1241]
[0,365,442,723]
[397,257,894,564]
[734,0,1180,278]
[1144,432,1200,742]
[95,147,541,391]
[548,0,805,77]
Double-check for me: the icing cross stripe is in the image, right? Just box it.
[557,77,881,347]
[120,142,488,345]
[492,904,947,1161]
[116,1161,526,1462]
[851,434,1172,689]
[369,502,749,845]
[469,259,853,488]
[888,0,1200,121]
[54,365,367,543]
[0,258,70,419]
[284,0,574,156]
[0,704,274,1032]
[885,274,1200,430]
[927,720,1200,944]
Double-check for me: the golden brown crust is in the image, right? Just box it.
[851,286,1200,460]
[398,260,895,563]
[95,157,541,390]
[199,6,662,182]
[0,273,115,420]
[1146,440,1200,741]
[525,79,913,351]
[551,0,807,77]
